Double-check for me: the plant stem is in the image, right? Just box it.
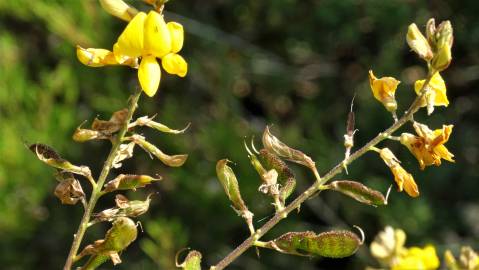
[63,88,142,270]
[210,72,434,270]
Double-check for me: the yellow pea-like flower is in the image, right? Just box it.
[400,122,454,170]
[392,245,440,270]
[369,70,400,114]
[414,72,449,115]
[77,10,188,97]
[378,148,419,198]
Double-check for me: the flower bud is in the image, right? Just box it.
[436,21,453,49]
[262,126,316,170]
[431,42,452,72]
[99,0,139,22]
[431,20,453,71]
[426,18,437,45]
[327,180,387,207]
[270,230,362,258]
[406,23,433,61]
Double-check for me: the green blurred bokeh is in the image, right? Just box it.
[0,0,477,269]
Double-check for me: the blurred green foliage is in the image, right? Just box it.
[0,0,478,269]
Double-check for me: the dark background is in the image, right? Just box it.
[0,0,477,269]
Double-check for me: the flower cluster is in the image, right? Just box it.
[368,18,454,197]
[370,226,440,270]
[77,0,187,97]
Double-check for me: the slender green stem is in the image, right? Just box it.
[63,88,142,270]
[209,72,434,270]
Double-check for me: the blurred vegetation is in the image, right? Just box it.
[0,0,477,269]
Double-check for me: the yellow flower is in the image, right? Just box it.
[379,148,419,197]
[370,226,406,265]
[77,11,187,97]
[113,11,187,96]
[414,72,449,115]
[445,246,479,270]
[392,245,440,270]
[400,122,454,170]
[369,70,401,113]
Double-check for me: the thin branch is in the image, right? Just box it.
[63,88,142,270]
[209,72,435,270]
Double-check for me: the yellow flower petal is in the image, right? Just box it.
[414,72,449,107]
[76,46,118,67]
[393,245,440,270]
[167,22,184,53]
[144,11,171,58]
[113,12,146,60]
[161,53,188,77]
[138,55,161,97]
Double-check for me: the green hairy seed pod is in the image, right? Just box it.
[79,217,138,269]
[279,177,296,204]
[327,180,387,207]
[272,230,362,258]
[216,159,248,213]
[262,126,316,170]
[103,174,162,192]
[132,134,188,167]
[93,194,152,222]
